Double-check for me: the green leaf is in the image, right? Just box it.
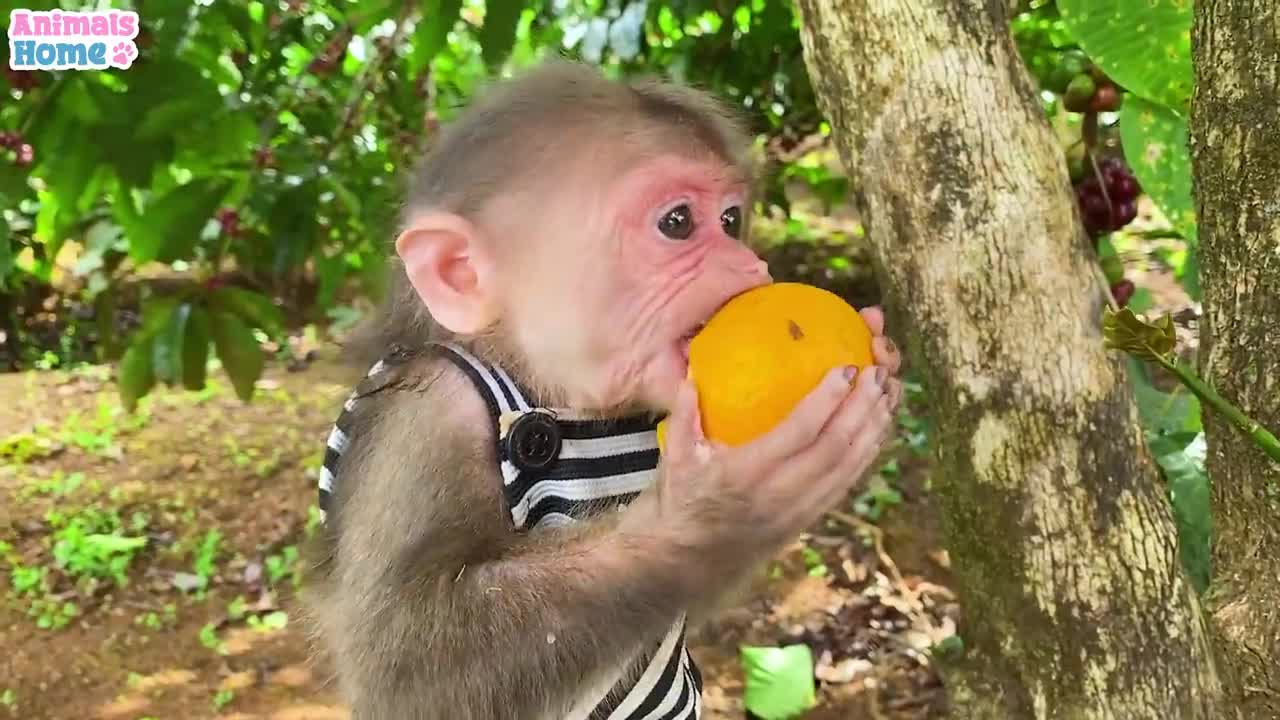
[0,215,11,288]
[119,337,157,411]
[208,286,284,337]
[175,109,258,170]
[1119,95,1197,244]
[478,0,525,70]
[267,182,320,277]
[1127,357,1201,435]
[1148,431,1211,593]
[1180,248,1202,301]
[138,296,182,343]
[1057,0,1193,111]
[210,310,264,402]
[154,302,190,385]
[129,179,231,264]
[137,96,227,142]
[182,305,211,390]
[1102,307,1176,362]
[413,0,465,71]
[740,645,816,720]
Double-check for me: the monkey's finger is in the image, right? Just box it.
[806,395,897,512]
[871,336,902,374]
[858,306,886,336]
[779,365,885,481]
[662,377,708,466]
[747,366,857,465]
[885,377,904,413]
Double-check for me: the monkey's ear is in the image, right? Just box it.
[395,213,499,335]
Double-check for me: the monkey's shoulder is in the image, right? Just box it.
[341,349,496,462]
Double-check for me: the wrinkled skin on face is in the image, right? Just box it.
[495,151,771,413]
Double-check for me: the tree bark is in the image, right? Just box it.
[1190,3,1280,717]
[792,1,1225,717]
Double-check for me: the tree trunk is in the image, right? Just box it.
[792,1,1225,717]
[1190,3,1280,717]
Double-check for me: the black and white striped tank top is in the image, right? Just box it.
[317,342,703,720]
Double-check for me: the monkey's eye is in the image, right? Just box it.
[658,204,695,240]
[720,206,742,238]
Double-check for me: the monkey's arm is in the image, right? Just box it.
[313,360,706,720]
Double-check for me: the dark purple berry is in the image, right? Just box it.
[1111,200,1138,228]
[1111,174,1139,202]
[1111,279,1135,307]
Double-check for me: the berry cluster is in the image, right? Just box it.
[307,27,353,75]
[1073,157,1140,237]
[4,68,40,92]
[0,131,34,167]
[1046,50,1122,113]
[1072,156,1142,306]
[216,208,243,237]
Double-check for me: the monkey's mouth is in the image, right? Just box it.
[677,321,708,364]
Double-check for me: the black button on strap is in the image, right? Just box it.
[507,411,561,471]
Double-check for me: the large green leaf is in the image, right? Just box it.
[1148,431,1211,594]
[267,181,320,277]
[119,336,157,412]
[208,286,284,337]
[128,179,231,264]
[1119,95,1197,244]
[413,0,465,72]
[1057,0,1194,111]
[210,309,264,402]
[1127,357,1201,435]
[478,0,525,70]
[181,305,211,390]
[740,645,816,720]
[154,302,193,385]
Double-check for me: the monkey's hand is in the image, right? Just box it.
[622,362,900,592]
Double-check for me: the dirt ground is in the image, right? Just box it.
[0,350,955,720]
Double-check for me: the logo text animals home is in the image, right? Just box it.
[8,9,139,71]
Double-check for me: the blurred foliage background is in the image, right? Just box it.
[1,0,1208,590]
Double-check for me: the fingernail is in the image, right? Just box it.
[875,367,888,386]
[843,366,858,382]
[885,338,898,355]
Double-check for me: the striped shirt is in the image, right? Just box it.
[317,342,702,720]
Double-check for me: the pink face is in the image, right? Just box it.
[500,153,771,412]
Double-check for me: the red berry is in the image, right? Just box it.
[1111,174,1140,202]
[254,146,275,168]
[15,143,33,167]
[1111,279,1135,307]
[1089,84,1122,112]
[216,208,240,236]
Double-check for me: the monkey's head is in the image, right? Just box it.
[385,61,771,414]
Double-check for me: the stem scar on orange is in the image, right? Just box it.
[657,282,875,451]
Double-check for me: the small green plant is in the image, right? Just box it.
[212,688,235,711]
[265,545,299,588]
[23,471,85,499]
[49,508,148,587]
[853,476,904,521]
[1,687,16,712]
[199,622,228,655]
[799,546,827,578]
[188,528,223,596]
[246,610,289,633]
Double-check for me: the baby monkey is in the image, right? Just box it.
[302,61,903,720]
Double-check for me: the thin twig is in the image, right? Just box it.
[322,2,416,166]
[825,508,907,592]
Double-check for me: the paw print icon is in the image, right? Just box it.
[110,41,138,69]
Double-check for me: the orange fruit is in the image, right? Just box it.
[657,282,875,451]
